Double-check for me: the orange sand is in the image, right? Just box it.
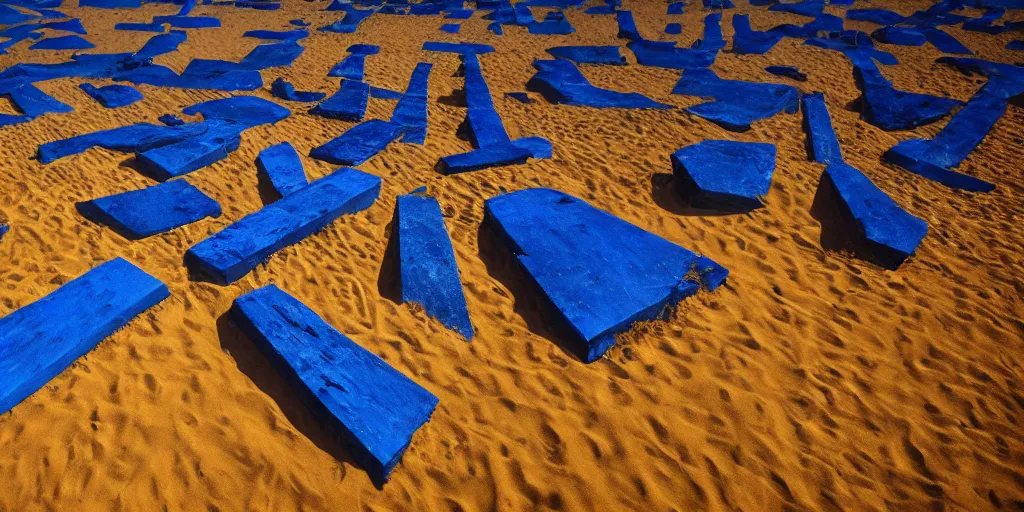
[1,1,1023,510]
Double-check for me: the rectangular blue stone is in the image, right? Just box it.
[311,79,369,121]
[76,179,221,239]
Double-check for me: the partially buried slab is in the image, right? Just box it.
[801,92,842,165]
[0,258,169,414]
[671,140,775,211]
[311,79,369,121]
[76,179,221,239]
[309,119,403,166]
[256,142,308,198]
[672,68,799,131]
[483,188,727,362]
[185,167,381,284]
[230,284,438,485]
[80,83,143,108]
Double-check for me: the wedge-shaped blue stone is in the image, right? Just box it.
[484,188,726,362]
[0,258,169,414]
[76,179,221,239]
[393,192,473,340]
[256,142,308,197]
[671,140,775,211]
[309,119,404,166]
[230,284,438,485]
[186,167,381,284]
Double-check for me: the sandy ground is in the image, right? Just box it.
[0,0,1022,510]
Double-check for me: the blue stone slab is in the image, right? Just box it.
[238,40,304,69]
[921,27,971,54]
[800,92,842,165]
[152,15,221,29]
[37,122,208,163]
[766,65,806,81]
[348,44,379,55]
[134,120,242,181]
[256,142,307,197]
[667,2,683,14]
[370,86,402,100]
[732,14,784,55]
[178,0,197,15]
[672,68,799,131]
[693,13,725,51]
[1009,40,1024,51]
[0,4,37,25]
[441,23,460,33]
[616,10,640,40]
[852,56,962,131]
[79,0,142,8]
[445,9,472,19]
[114,22,166,32]
[546,45,626,65]
[871,26,926,46]
[311,79,369,121]
[526,59,672,109]
[846,8,906,26]
[5,82,73,117]
[158,113,184,126]
[0,258,169,415]
[230,284,438,484]
[130,29,186,63]
[290,19,310,27]
[329,54,366,80]
[820,162,928,269]
[584,4,614,14]
[29,34,94,50]
[421,41,494,54]
[671,140,775,211]
[390,62,432,144]
[185,167,381,284]
[486,22,503,35]
[271,77,326,103]
[318,4,375,33]
[529,10,574,35]
[393,191,473,340]
[79,83,143,108]
[665,23,681,35]
[310,119,403,166]
[703,0,733,7]
[76,179,221,239]
[483,188,725,362]
[181,95,290,127]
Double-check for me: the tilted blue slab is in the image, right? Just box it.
[921,27,971,54]
[483,188,726,362]
[230,284,438,484]
[329,54,367,80]
[390,62,432,144]
[37,122,209,163]
[311,79,369,121]
[766,65,806,81]
[4,82,73,117]
[76,179,221,238]
[421,41,494,54]
[0,258,169,415]
[393,192,473,340]
[256,142,308,197]
[821,162,928,269]
[672,68,799,131]
[546,45,626,65]
[671,140,775,211]
[271,78,326,103]
[801,92,842,165]
[872,26,927,46]
[310,119,403,166]
[29,34,94,50]
[441,23,460,33]
[185,167,381,284]
[667,2,683,14]
[134,120,243,181]
[79,83,143,108]
[853,61,962,131]
[733,14,784,55]
[693,13,725,51]
[526,59,672,109]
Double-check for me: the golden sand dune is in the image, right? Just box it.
[0,0,1022,510]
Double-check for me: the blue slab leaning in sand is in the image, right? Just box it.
[311,79,369,121]
[186,167,381,285]
[671,140,776,211]
[390,62,432,144]
[271,78,326,102]
[76,179,221,239]
[230,284,438,485]
[309,119,404,166]
[672,68,799,131]
[0,258,170,415]
[256,142,308,197]
[393,190,473,340]
[801,92,842,165]
[483,188,727,362]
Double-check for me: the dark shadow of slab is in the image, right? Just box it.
[650,173,754,217]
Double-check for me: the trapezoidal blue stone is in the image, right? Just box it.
[134,120,242,181]
[29,34,94,50]
[801,92,842,165]
[271,78,326,103]
[311,79,369,121]
[256,142,308,197]
[329,54,367,80]
[671,140,776,211]
[672,68,799,131]
[185,167,381,284]
[309,119,404,166]
[545,45,626,66]
[392,191,473,340]
[732,14,784,55]
[441,23,460,33]
[0,258,170,415]
[483,188,726,362]
[79,83,144,108]
[820,162,928,269]
[76,179,221,239]
[390,62,432,144]
[526,59,672,109]
[230,284,438,485]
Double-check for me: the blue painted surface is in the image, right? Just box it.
[390,62,432,144]
[440,23,460,34]
[329,54,366,80]
[114,22,166,32]
[310,119,403,165]
[665,23,681,35]
[800,92,842,165]
[186,167,381,284]
[421,41,494,54]
[1009,40,1024,50]
[484,188,726,363]
[871,26,927,46]
[271,77,326,103]
[256,142,308,197]
[672,68,799,131]
[311,79,369,121]
[38,122,208,163]
[529,10,574,35]
[76,179,221,239]
[230,284,438,484]
[159,114,184,126]
[393,192,473,340]
[79,83,143,108]
[766,65,806,81]
[667,2,683,14]
[733,14,784,54]
[0,258,169,415]
[671,140,776,211]
[527,59,672,109]
[29,34,94,50]
[546,45,626,65]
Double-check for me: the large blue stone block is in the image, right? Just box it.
[392,191,473,340]
[0,258,170,414]
[672,68,799,131]
[76,179,221,239]
[186,167,381,284]
[79,83,143,108]
[230,284,438,485]
[483,188,726,362]
[671,140,776,211]
[29,34,95,50]
[256,142,308,197]
[271,78,326,103]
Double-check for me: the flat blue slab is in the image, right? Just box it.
[667,2,683,14]
[310,119,403,166]
[181,95,290,126]
[483,188,725,362]
[271,77,326,102]
[29,34,94,50]
[546,45,626,65]
[801,92,842,165]
[766,65,806,81]
[671,140,775,210]
[5,82,73,117]
[230,284,438,484]
[422,41,494,54]
[854,61,961,131]
[528,10,574,35]
[693,13,725,51]
[390,62,432,144]
[134,120,242,181]
[0,258,169,415]
[665,23,681,35]
[329,54,367,80]
[114,22,166,32]
[445,9,472,19]
[311,79,369,121]
[672,68,799,131]
[527,59,672,109]
[79,83,143,108]
[185,167,381,284]
[821,162,928,269]
[440,23,460,33]
[393,192,473,340]
[37,122,209,163]
[256,142,308,197]
[76,179,221,238]
[627,39,718,70]
[348,44,379,55]
[733,14,784,55]
[1009,40,1024,51]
